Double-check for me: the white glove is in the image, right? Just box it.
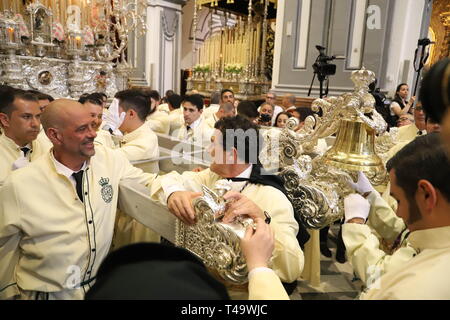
[12,156,30,170]
[102,98,126,134]
[347,171,376,195]
[344,193,370,223]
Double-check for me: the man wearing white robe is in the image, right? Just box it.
[0,88,50,186]
[0,100,169,300]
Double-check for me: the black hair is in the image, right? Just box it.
[296,107,315,122]
[167,93,182,109]
[140,89,161,102]
[220,89,234,100]
[387,133,450,202]
[182,94,204,111]
[28,90,54,102]
[214,115,263,164]
[0,88,38,116]
[393,83,408,109]
[79,93,103,106]
[420,58,450,123]
[237,101,258,119]
[274,111,291,127]
[115,89,151,121]
[165,90,175,98]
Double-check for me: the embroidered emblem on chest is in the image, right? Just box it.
[99,177,113,203]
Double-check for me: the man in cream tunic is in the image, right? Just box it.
[161,116,304,298]
[109,90,161,248]
[0,100,167,300]
[0,88,50,186]
[174,94,213,148]
[343,117,442,287]
[351,134,450,299]
[204,102,236,129]
[343,172,416,287]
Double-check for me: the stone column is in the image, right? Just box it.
[128,0,185,94]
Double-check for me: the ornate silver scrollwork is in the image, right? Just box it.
[175,180,254,284]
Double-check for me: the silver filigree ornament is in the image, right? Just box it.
[257,67,390,229]
[175,180,256,284]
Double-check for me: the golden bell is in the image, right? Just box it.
[323,119,384,173]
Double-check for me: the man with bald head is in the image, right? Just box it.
[0,99,167,300]
[204,102,236,129]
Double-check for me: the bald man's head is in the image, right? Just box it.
[41,99,85,131]
[42,99,97,170]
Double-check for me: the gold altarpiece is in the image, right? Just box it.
[187,0,276,100]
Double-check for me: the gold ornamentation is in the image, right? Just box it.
[260,67,389,228]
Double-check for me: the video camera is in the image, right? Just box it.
[308,45,345,98]
[312,45,338,77]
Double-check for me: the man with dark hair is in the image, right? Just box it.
[420,58,450,155]
[79,94,114,149]
[27,90,54,111]
[237,101,259,123]
[139,88,170,134]
[220,89,235,106]
[343,117,442,288]
[167,93,184,135]
[174,94,212,146]
[110,90,160,167]
[343,133,450,299]
[0,88,50,185]
[160,115,304,298]
[107,90,161,248]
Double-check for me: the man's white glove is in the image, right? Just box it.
[102,98,125,135]
[344,193,370,223]
[347,171,376,195]
[12,155,30,170]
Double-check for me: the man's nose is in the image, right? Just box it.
[87,125,97,138]
[31,116,40,128]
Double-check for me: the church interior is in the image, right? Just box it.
[0,0,450,301]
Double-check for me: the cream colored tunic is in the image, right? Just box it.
[0,146,161,300]
[0,133,50,186]
[343,191,415,286]
[168,108,184,135]
[204,112,219,129]
[113,123,161,249]
[118,123,160,172]
[361,226,450,299]
[174,117,213,148]
[94,130,117,149]
[248,269,289,300]
[202,104,220,120]
[397,123,423,142]
[146,111,170,135]
[159,168,304,284]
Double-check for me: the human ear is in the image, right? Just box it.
[417,180,437,212]
[46,128,61,146]
[0,113,10,128]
